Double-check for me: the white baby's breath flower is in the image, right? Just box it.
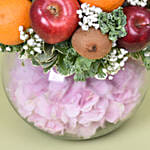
[112,42,117,47]
[34,34,40,39]
[24,34,29,40]
[20,35,26,41]
[6,47,11,52]
[30,51,34,55]
[120,48,128,55]
[20,31,25,35]
[36,38,43,42]
[144,52,150,57]
[95,74,108,80]
[82,25,89,31]
[28,28,34,34]
[27,39,35,46]
[23,45,28,50]
[96,47,128,81]
[120,61,125,67]
[108,76,113,80]
[77,3,102,31]
[19,26,24,32]
[123,56,129,62]
[118,54,124,59]
[127,0,148,7]
[36,43,41,47]
[34,47,42,54]
[102,68,107,74]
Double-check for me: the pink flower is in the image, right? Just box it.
[34,95,51,119]
[46,120,64,134]
[9,58,145,138]
[105,101,125,123]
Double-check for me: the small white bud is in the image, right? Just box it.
[118,54,124,59]
[24,34,29,40]
[78,21,83,26]
[82,25,89,31]
[95,8,102,14]
[30,51,34,55]
[102,68,107,74]
[79,15,83,19]
[77,10,82,15]
[36,38,43,42]
[37,43,41,47]
[95,74,108,80]
[27,39,35,46]
[34,34,40,39]
[19,26,24,32]
[34,47,42,54]
[20,31,25,35]
[108,76,113,80]
[120,61,125,67]
[28,28,34,34]
[20,35,26,41]
[123,56,128,62]
[6,47,11,52]
[23,45,28,50]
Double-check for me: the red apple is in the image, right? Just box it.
[30,0,80,44]
[118,6,150,52]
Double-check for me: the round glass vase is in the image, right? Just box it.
[1,53,149,140]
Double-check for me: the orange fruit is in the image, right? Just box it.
[0,0,32,45]
[80,0,125,12]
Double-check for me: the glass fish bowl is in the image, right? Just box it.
[1,53,149,140]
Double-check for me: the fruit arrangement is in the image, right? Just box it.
[1,0,150,140]
[0,0,150,81]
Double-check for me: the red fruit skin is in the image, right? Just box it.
[118,6,150,52]
[30,0,80,44]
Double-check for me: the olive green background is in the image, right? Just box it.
[0,53,150,150]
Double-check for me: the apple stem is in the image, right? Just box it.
[136,23,150,28]
[47,5,59,16]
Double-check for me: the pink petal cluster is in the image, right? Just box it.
[9,59,144,139]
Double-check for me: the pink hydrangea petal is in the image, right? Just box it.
[68,118,77,129]
[79,110,105,125]
[27,113,47,129]
[8,58,145,138]
[34,95,51,119]
[122,102,139,119]
[46,120,64,134]
[64,104,80,118]
[60,112,68,124]
[81,95,99,112]
[18,107,32,118]
[47,79,72,102]
[77,123,100,138]
[106,101,125,123]
[87,78,113,96]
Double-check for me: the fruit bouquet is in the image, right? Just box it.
[0,0,150,140]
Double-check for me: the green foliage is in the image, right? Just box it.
[56,42,103,81]
[130,45,150,70]
[147,1,150,8]
[98,7,127,42]
[0,43,23,53]
[30,44,58,72]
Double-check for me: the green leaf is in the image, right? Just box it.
[98,7,127,42]
[74,57,95,72]
[57,55,73,75]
